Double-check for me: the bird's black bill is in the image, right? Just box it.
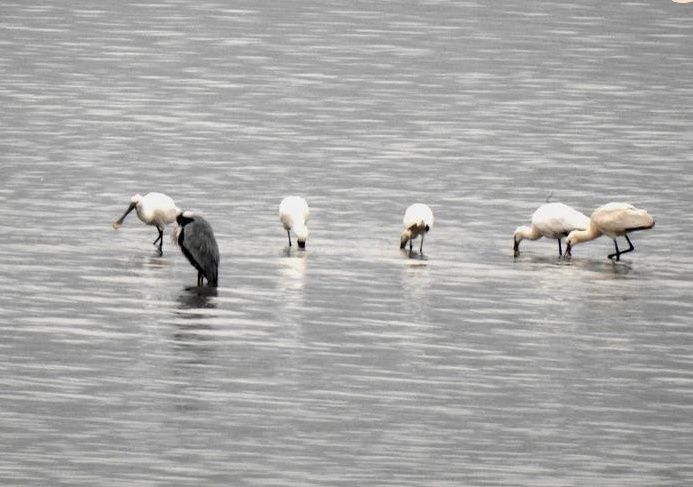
[626,222,655,232]
[297,241,306,249]
[113,202,136,227]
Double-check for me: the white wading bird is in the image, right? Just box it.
[513,202,590,257]
[564,202,655,261]
[400,203,434,254]
[279,196,310,249]
[175,211,219,287]
[112,192,180,255]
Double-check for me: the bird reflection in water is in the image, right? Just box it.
[171,287,219,366]
[177,285,218,314]
[279,249,307,292]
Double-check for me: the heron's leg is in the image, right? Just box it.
[420,234,425,254]
[557,239,562,257]
[198,272,203,287]
[287,230,292,247]
[608,239,621,261]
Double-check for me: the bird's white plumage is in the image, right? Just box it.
[403,203,434,233]
[513,202,589,255]
[113,191,180,254]
[279,196,310,244]
[589,202,654,238]
[133,192,180,228]
[401,203,433,252]
[530,202,589,239]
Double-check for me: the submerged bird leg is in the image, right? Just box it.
[608,239,621,261]
[557,239,562,257]
[197,272,203,287]
[409,240,413,252]
[287,230,292,247]
[420,234,424,254]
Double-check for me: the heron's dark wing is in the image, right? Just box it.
[182,217,220,285]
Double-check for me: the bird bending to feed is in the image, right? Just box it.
[400,203,434,254]
[176,211,219,287]
[513,202,590,257]
[279,196,310,249]
[564,202,655,261]
[112,192,180,255]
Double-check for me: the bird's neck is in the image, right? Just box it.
[520,225,542,241]
[570,222,601,244]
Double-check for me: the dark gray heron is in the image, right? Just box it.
[112,192,180,255]
[176,211,219,287]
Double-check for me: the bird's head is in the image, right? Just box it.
[564,230,578,258]
[130,193,143,204]
[176,210,195,226]
[512,226,529,256]
[400,229,412,249]
[295,225,309,249]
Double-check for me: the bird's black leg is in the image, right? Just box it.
[557,239,562,257]
[153,227,164,254]
[409,240,413,252]
[197,272,203,287]
[608,239,621,261]
[620,234,635,256]
[420,234,424,254]
[287,230,292,247]
[153,229,162,245]
[157,227,164,254]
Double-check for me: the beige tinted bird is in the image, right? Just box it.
[565,202,655,261]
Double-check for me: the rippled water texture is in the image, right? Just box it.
[1,1,693,485]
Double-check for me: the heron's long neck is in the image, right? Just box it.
[570,222,601,244]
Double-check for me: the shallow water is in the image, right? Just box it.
[1,1,693,485]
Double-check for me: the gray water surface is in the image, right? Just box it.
[2,1,693,485]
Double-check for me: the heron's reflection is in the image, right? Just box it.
[175,285,218,320]
[170,286,218,366]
